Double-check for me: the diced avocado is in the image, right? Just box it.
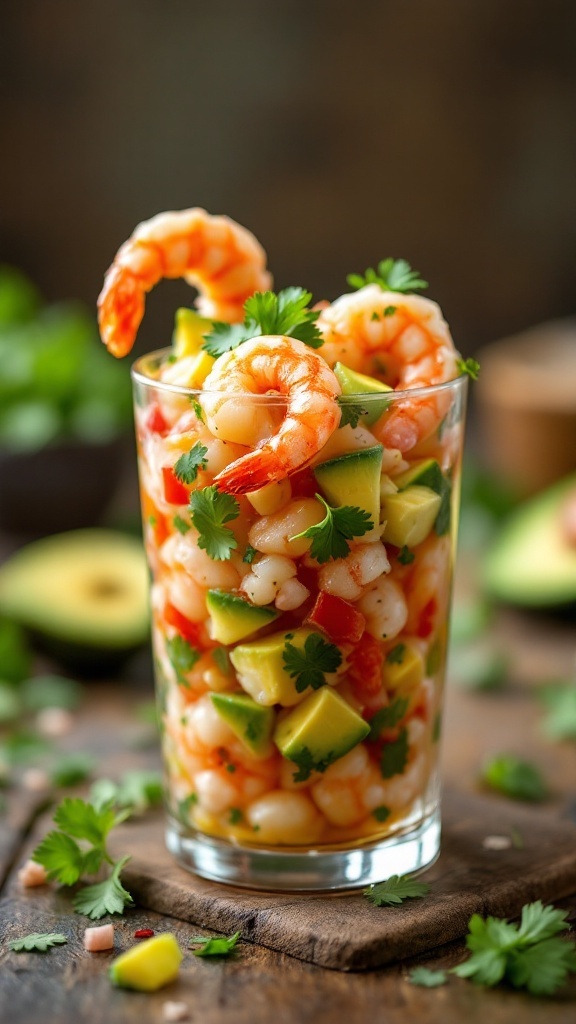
[383,641,425,700]
[230,627,317,707]
[109,933,183,992]
[183,348,216,387]
[0,530,149,675]
[334,363,392,425]
[172,307,212,358]
[206,590,279,645]
[246,478,291,516]
[394,459,452,536]
[210,692,275,757]
[483,473,576,607]
[381,486,441,547]
[314,445,383,527]
[274,687,370,772]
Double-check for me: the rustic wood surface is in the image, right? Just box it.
[0,602,575,1021]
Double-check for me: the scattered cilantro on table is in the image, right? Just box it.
[173,442,208,484]
[482,754,548,802]
[189,485,239,560]
[202,287,323,357]
[408,967,447,987]
[189,931,241,957]
[364,874,431,906]
[347,259,428,294]
[539,683,576,742]
[282,633,342,693]
[290,494,373,563]
[9,933,68,953]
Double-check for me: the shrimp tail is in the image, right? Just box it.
[214,448,284,495]
[97,265,145,358]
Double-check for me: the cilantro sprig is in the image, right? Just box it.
[364,873,431,906]
[31,796,134,920]
[173,442,208,484]
[347,259,428,294]
[453,901,576,995]
[189,485,240,561]
[202,287,323,357]
[290,493,373,563]
[289,745,338,783]
[282,632,342,693]
[337,397,369,429]
[456,357,480,380]
[482,754,548,802]
[189,931,241,957]
[9,933,68,953]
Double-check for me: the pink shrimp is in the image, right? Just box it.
[98,208,271,357]
[317,284,460,452]
[201,335,342,494]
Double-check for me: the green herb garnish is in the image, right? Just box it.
[364,873,431,906]
[380,728,409,778]
[173,514,190,535]
[539,684,576,741]
[9,933,68,953]
[369,697,409,740]
[482,755,548,802]
[290,493,373,563]
[189,485,240,561]
[202,287,323,357]
[189,931,241,957]
[347,259,428,294]
[337,397,369,429]
[408,967,447,987]
[290,746,337,783]
[456,357,480,380]
[282,633,342,693]
[166,634,200,686]
[173,442,208,484]
[397,545,415,565]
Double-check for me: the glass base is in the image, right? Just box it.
[165,808,441,892]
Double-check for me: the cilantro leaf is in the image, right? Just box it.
[482,755,548,801]
[539,683,576,741]
[90,771,164,814]
[290,493,373,564]
[369,698,409,740]
[53,797,120,846]
[364,874,431,906]
[244,288,323,348]
[189,931,241,957]
[337,397,368,429]
[289,745,338,783]
[9,933,68,953]
[190,397,204,422]
[282,632,342,693]
[243,544,257,564]
[189,485,239,561]
[173,514,190,535]
[202,321,251,358]
[173,442,208,484]
[408,967,447,987]
[50,753,94,788]
[380,727,409,778]
[386,644,406,664]
[507,939,576,996]
[166,634,201,686]
[456,357,480,380]
[73,855,134,920]
[347,259,428,294]
[32,830,90,886]
[397,545,415,565]
[373,805,391,823]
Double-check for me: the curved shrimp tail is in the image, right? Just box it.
[214,448,284,495]
[98,264,145,358]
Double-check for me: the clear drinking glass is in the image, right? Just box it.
[132,350,467,890]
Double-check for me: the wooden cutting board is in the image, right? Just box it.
[113,789,576,971]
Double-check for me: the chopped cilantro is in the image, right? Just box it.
[282,632,342,693]
[173,442,208,484]
[290,746,337,783]
[432,711,442,743]
[386,644,406,665]
[397,545,415,565]
[347,259,428,294]
[408,967,447,987]
[229,808,243,825]
[190,397,204,422]
[166,634,200,686]
[290,493,373,563]
[73,856,134,919]
[482,755,548,802]
[190,931,241,957]
[456,357,480,380]
[202,321,250,359]
[189,485,240,561]
[173,514,190,535]
[384,305,397,316]
[337,397,369,429]
[369,698,409,740]
[373,805,391,823]
[380,727,409,778]
[243,544,257,564]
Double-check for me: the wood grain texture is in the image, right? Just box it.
[108,790,576,970]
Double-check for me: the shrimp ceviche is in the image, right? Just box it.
[100,210,467,853]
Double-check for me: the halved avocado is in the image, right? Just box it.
[483,474,576,607]
[0,530,150,674]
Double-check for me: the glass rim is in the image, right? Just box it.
[131,347,468,404]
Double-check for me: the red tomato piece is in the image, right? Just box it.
[134,929,155,939]
[346,633,384,702]
[146,403,169,435]
[307,592,366,645]
[165,603,204,647]
[417,597,438,638]
[162,466,190,505]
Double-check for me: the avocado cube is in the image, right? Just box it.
[206,590,279,645]
[393,458,451,536]
[314,445,383,527]
[172,307,212,358]
[210,692,275,757]
[334,362,392,425]
[230,628,318,707]
[383,641,425,701]
[109,933,183,992]
[381,486,441,547]
[274,687,370,772]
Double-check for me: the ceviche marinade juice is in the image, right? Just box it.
[100,208,467,889]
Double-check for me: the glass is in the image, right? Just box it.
[132,350,467,890]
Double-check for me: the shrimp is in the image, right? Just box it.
[202,336,342,494]
[317,285,460,452]
[98,208,271,357]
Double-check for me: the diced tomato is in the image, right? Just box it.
[346,633,384,702]
[152,512,171,547]
[417,597,438,638]
[146,402,169,435]
[307,592,366,645]
[289,467,317,498]
[164,603,204,647]
[162,466,190,505]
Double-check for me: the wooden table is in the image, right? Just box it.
[1,598,575,1023]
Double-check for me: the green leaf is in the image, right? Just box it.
[539,684,576,741]
[290,493,373,564]
[456,358,480,380]
[364,874,431,906]
[386,644,406,665]
[190,930,241,957]
[507,939,576,996]
[380,727,409,778]
[202,321,251,359]
[517,900,570,944]
[243,544,257,564]
[189,485,240,561]
[408,967,447,987]
[482,755,548,801]
[32,830,95,886]
[372,805,391,823]
[190,397,204,422]
[9,932,67,953]
[50,753,94,788]
[244,287,323,348]
[282,633,342,693]
[92,771,164,813]
[21,674,82,712]
[397,545,414,565]
[53,797,119,846]
[166,634,201,686]
[173,514,190,535]
[337,397,369,429]
[347,258,428,294]
[290,745,337,783]
[369,698,409,740]
[452,947,508,987]
[173,442,208,484]
[73,856,134,919]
